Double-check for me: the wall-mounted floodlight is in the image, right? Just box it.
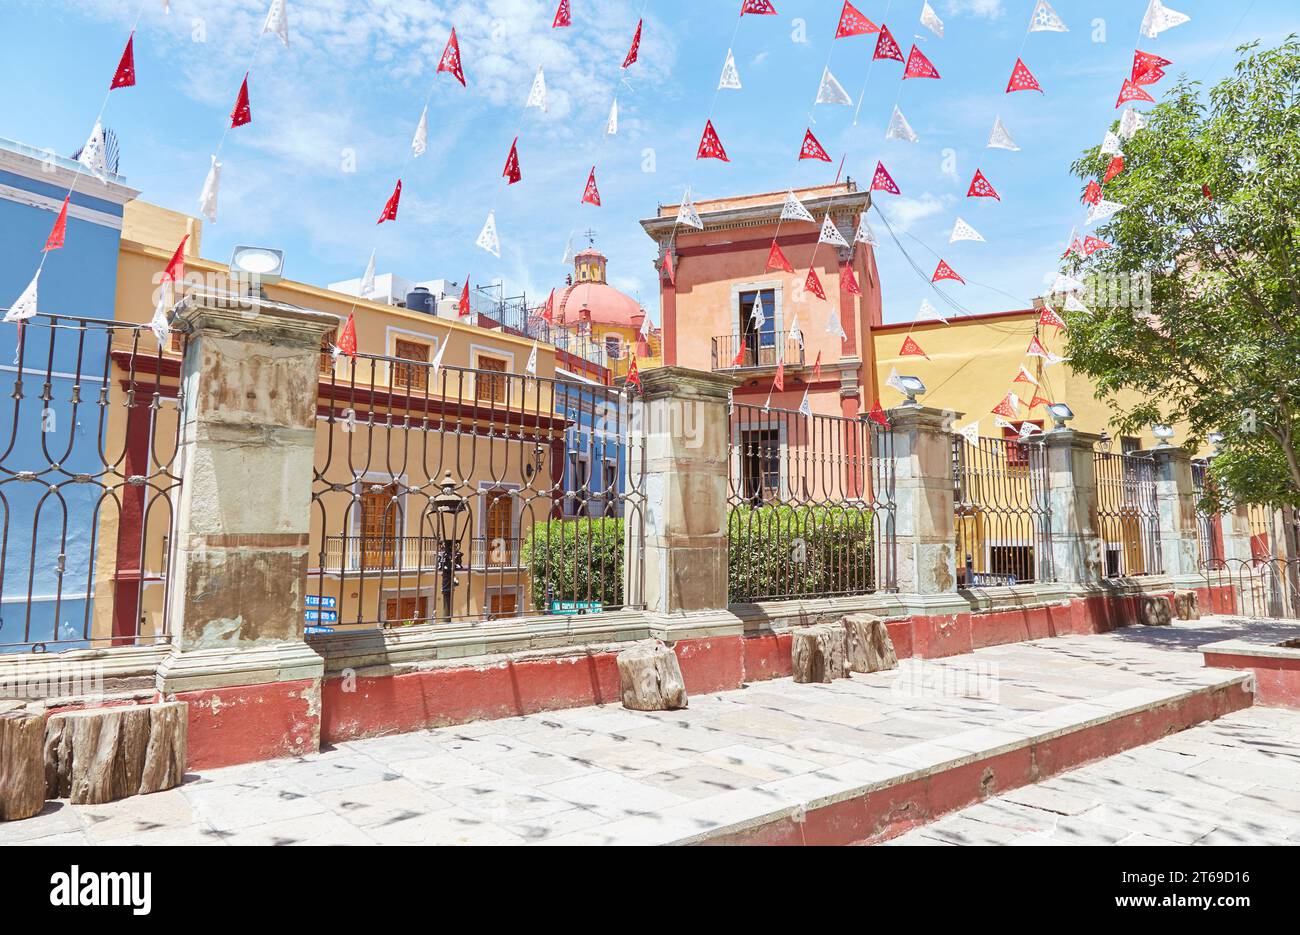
[897,375,926,407]
[1047,402,1075,432]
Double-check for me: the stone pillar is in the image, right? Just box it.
[1221,504,1255,564]
[888,404,959,595]
[1043,429,1104,585]
[635,367,739,615]
[1150,445,1200,577]
[156,297,338,768]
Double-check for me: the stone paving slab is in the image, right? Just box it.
[885,705,1300,846]
[2,617,1291,847]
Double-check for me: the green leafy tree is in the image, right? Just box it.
[1062,38,1300,511]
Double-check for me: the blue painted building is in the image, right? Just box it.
[0,138,138,651]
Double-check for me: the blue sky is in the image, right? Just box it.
[4,0,1294,323]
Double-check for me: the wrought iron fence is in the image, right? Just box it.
[710,332,805,372]
[953,435,1053,586]
[309,352,644,629]
[726,402,895,603]
[1093,449,1163,577]
[1191,459,1225,568]
[1201,558,1300,620]
[0,314,183,653]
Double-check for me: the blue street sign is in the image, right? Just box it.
[305,609,338,623]
[549,600,604,616]
[305,625,335,635]
[305,595,337,609]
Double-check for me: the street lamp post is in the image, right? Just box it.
[432,471,468,624]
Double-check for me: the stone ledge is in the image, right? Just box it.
[155,640,325,694]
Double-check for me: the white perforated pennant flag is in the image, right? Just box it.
[815,67,853,106]
[4,270,39,322]
[606,98,618,136]
[950,217,985,244]
[718,49,742,90]
[1100,130,1124,157]
[818,214,849,248]
[1028,0,1067,32]
[677,188,704,230]
[360,249,376,296]
[886,106,919,143]
[198,155,222,222]
[1140,0,1190,39]
[781,190,815,223]
[526,67,548,112]
[855,214,878,246]
[957,421,980,445]
[918,298,949,325]
[987,115,1020,151]
[476,210,500,258]
[411,106,429,157]
[1118,106,1148,140]
[920,1,944,38]
[1086,198,1125,224]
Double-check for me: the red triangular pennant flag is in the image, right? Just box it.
[1063,235,1083,259]
[1029,393,1052,409]
[812,351,823,379]
[43,196,70,252]
[503,138,521,184]
[552,0,571,28]
[622,19,642,69]
[1203,183,1214,200]
[805,268,826,300]
[336,313,357,359]
[900,335,928,359]
[663,249,675,286]
[870,161,900,194]
[161,235,189,284]
[967,169,999,200]
[1131,50,1171,85]
[697,120,729,161]
[626,354,642,390]
[1082,236,1113,256]
[867,399,890,427]
[458,278,472,317]
[903,44,940,80]
[1039,306,1066,329]
[230,73,252,127]
[1103,155,1125,184]
[110,32,136,90]
[874,25,904,62]
[773,360,785,392]
[540,289,555,324]
[1006,58,1042,94]
[581,166,601,206]
[1027,335,1050,357]
[731,343,746,367]
[841,262,861,296]
[1082,179,1102,205]
[1116,79,1154,108]
[438,27,466,86]
[377,180,402,223]
[767,241,794,273]
[1013,367,1037,385]
[799,128,832,162]
[932,260,964,284]
[991,392,1020,418]
[836,1,879,38]
[741,0,778,14]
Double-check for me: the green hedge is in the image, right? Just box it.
[521,518,624,609]
[727,504,875,602]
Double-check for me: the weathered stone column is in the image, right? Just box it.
[888,404,958,596]
[1043,429,1104,585]
[156,296,338,768]
[634,367,739,616]
[1150,445,1200,577]
[1221,504,1256,564]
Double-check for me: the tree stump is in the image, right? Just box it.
[1138,595,1173,627]
[44,702,187,805]
[791,625,847,684]
[842,614,898,673]
[1173,590,1201,621]
[617,641,688,711]
[0,703,46,822]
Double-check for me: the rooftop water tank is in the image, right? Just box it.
[406,287,435,315]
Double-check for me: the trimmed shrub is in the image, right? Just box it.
[728,504,875,602]
[521,517,624,609]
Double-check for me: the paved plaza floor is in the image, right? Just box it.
[4,617,1296,846]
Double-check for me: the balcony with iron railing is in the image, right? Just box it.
[711,333,805,372]
[319,535,526,573]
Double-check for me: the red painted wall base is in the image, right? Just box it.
[176,678,321,770]
[1204,652,1300,708]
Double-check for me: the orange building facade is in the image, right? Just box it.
[641,182,880,420]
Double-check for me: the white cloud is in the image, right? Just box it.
[943,0,1005,19]
[879,193,948,232]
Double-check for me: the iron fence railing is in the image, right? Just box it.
[1094,448,1163,577]
[953,435,1053,586]
[711,332,805,372]
[0,314,183,653]
[309,353,645,629]
[726,402,896,603]
[1201,557,1300,620]
[1191,459,1226,569]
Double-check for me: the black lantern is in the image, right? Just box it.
[432,471,468,622]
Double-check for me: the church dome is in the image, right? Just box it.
[557,245,642,329]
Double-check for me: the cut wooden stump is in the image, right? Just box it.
[791,625,847,684]
[0,704,46,822]
[1174,590,1201,621]
[842,614,898,674]
[1138,595,1173,627]
[617,641,688,711]
[44,702,187,805]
